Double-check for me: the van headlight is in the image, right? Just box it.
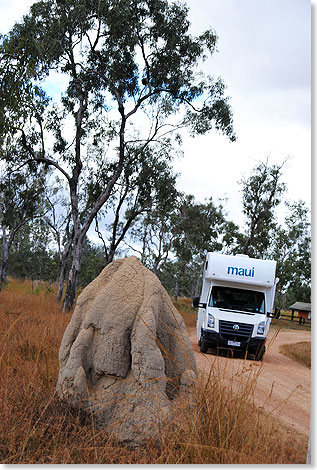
[257,321,266,335]
[207,314,215,328]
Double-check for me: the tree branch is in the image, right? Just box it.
[20,131,71,182]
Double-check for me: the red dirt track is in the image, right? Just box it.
[189,328,311,438]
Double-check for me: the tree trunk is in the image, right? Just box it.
[61,87,127,311]
[173,281,179,302]
[194,275,201,298]
[57,259,67,302]
[106,249,115,266]
[0,257,8,286]
[56,235,73,302]
[0,221,27,288]
[62,235,83,312]
[194,262,205,297]
[153,258,160,277]
[0,226,9,287]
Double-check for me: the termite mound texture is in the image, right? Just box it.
[56,256,197,445]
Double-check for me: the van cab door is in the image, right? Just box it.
[196,286,210,341]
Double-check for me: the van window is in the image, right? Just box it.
[208,286,265,314]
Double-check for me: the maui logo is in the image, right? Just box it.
[227,266,255,277]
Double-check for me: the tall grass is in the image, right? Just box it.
[173,297,197,328]
[0,280,307,463]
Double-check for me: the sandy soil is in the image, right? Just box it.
[189,327,311,438]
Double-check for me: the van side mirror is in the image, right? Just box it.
[267,307,281,319]
[192,297,200,308]
[192,297,207,309]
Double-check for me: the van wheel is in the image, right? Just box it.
[255,345,266,361]
[200,340,208,353]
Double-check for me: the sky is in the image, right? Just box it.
[179,0,311,226]
[0,0,312,228]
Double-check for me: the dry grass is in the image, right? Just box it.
[172,296,196,328]
[279,341,311,368]
[0,280,308,464]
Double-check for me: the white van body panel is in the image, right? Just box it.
[204,252,276,288]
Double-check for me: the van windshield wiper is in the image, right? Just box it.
[219,308,255,315]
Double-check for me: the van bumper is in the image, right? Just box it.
[201,328,266,352]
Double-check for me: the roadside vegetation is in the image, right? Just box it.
[279,342,311,368]
[0,280,308,464]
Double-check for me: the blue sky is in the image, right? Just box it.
[0,0,312,228]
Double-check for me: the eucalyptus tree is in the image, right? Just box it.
[238,160,286,258]
[169,195,229,298]
[42,181,73,301]
[7,218,59,284]
[237,160,310,306]
[269,200,311,306]
[131,193,231,297]
[129,187,180,275]
[95,144,177,266]
[1,0,235,310]
[0,162,47,286]
[172,195,227,263]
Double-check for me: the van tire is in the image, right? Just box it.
[200,340,208,353]
[255,345,266,361]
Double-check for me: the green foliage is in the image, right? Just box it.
[0,166,46,228]
[159,258,203,297]
[78,238,106,288]
[131,193,232,297]
[233,160,311,306]
[270,200,311,306]
[238,160,286,258]
[7,227,106,289]
[91,144,179,265]
[172,195,226,264]
[0,157,49,285]
[7,221,60,283]
[1,0,235,139]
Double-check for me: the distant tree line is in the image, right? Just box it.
[1,158,311,309]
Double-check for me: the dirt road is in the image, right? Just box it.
[189,328,311,438]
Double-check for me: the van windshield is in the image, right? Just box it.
[209,286,265,314]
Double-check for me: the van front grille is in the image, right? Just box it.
[219,320,254,342]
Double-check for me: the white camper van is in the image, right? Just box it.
[193,252,280,361]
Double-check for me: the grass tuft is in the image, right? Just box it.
[279,341,311,368]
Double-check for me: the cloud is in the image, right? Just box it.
[187,0,310,92]
[0,0,34,34]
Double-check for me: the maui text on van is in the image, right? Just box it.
[193,253,280,361]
